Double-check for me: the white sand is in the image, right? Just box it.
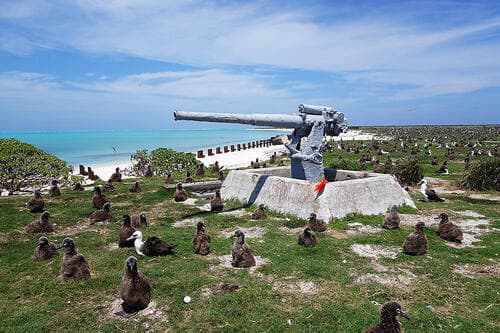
[198,145,288,169]
[71,130,377,180]
[71,162,134,184]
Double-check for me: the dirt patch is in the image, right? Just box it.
[197,203,212,212]
[453,263,500,278]
[355,268,417,289]
[399,214,439,228]
[351,244,399,260]
[202,283,240,299]
[469,194,500,202]
[219,209,250,217]
[176,198,199,206]
[272,281,318,295]
[278,226,303,235]
[325,229,349,239]
[55,224,110,236]
[107,242,119,250]
[105,298,167,322]
[453,210,485,218]
[219,226,266,239]
[215,254,270,274]
[173,217,204,228]
[346,223,383,235]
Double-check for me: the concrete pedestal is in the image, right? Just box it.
[221,167,415,222]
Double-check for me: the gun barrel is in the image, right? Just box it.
[174,111,306,128]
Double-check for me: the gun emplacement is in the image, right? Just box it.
[173,104,348,182]
[174,104,347,137]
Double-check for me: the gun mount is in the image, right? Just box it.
[173,104,348,182]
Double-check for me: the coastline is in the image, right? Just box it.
[84,129,377,180]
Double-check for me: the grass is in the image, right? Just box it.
[0,126,499,332]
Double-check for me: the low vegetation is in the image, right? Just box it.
[460,159,500,191]
[0,126,498,332]
[0,138,72,194]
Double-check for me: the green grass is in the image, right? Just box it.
[0,127,499,332]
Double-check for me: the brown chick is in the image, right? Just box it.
[403,222,427,255]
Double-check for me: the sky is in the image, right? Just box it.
[1,0,500,131]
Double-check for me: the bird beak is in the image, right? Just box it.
[398,309,411,320]
[127,261,136,272]
[230,233,237,238]
[56,244,65,250]
[434,217,441,220]
[126,236,135,241]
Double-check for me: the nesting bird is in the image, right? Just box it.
[34,236,58,260]
[174,183,188,202]
[382,206,400,230]
[89,202,112,224]
[165,172,174,184]
[129,181,141,193]
[109,167,122,182]
[120,256,151,313]
[103,179,116,192]
[211,161,220,174]
[72,182,84,191]
[185,171,194,183]
[58,237,91,281]
[298,227,317,247]
[119,215,136,248]
[210,189,224,212]
[192,221,211,255]
[403,222,428,255]
[25,211,54,233]
[418,179,444,202]
[231,230,256,268]
[127,231,176,256]
[92,186,108,209]
[435,213,463,243]
[436,161,449,175]
[195,163,205,177]
[48,180,61,196]
[131,213,148,228]
[307,213,327,232]
[26,190,44,213]
[365,301,410,333]
[251,204,267,220]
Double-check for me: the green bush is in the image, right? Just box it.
[328,159,359,171]
[0,138,72,193]
[150,148,197,177]
[130,148,197,177]
[394,158,423,185]
[460,159,500,191]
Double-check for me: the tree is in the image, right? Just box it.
[0,138,72,194]
[129,148,197,177]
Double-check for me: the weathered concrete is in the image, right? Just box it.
[220,166,415,221]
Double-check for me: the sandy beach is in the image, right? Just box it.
[84,129,377,179]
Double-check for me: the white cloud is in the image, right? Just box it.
[1,1,500,100]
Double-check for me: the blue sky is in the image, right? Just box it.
[1,0,499,131]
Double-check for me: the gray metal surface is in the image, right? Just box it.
[173,104,348,182]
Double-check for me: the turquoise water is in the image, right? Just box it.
[0,129,286,167]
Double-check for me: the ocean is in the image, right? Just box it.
[0,129,287,167]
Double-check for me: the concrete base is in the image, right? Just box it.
[220,167,416,222]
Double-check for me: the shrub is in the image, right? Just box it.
[460,159,500,191]
[0,138,72,194]
[130,148,197,177]
[150,148,197,177]
[328,159,359,171]
[394,158,423,185]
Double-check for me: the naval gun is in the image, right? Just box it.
[173,104,348,182]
